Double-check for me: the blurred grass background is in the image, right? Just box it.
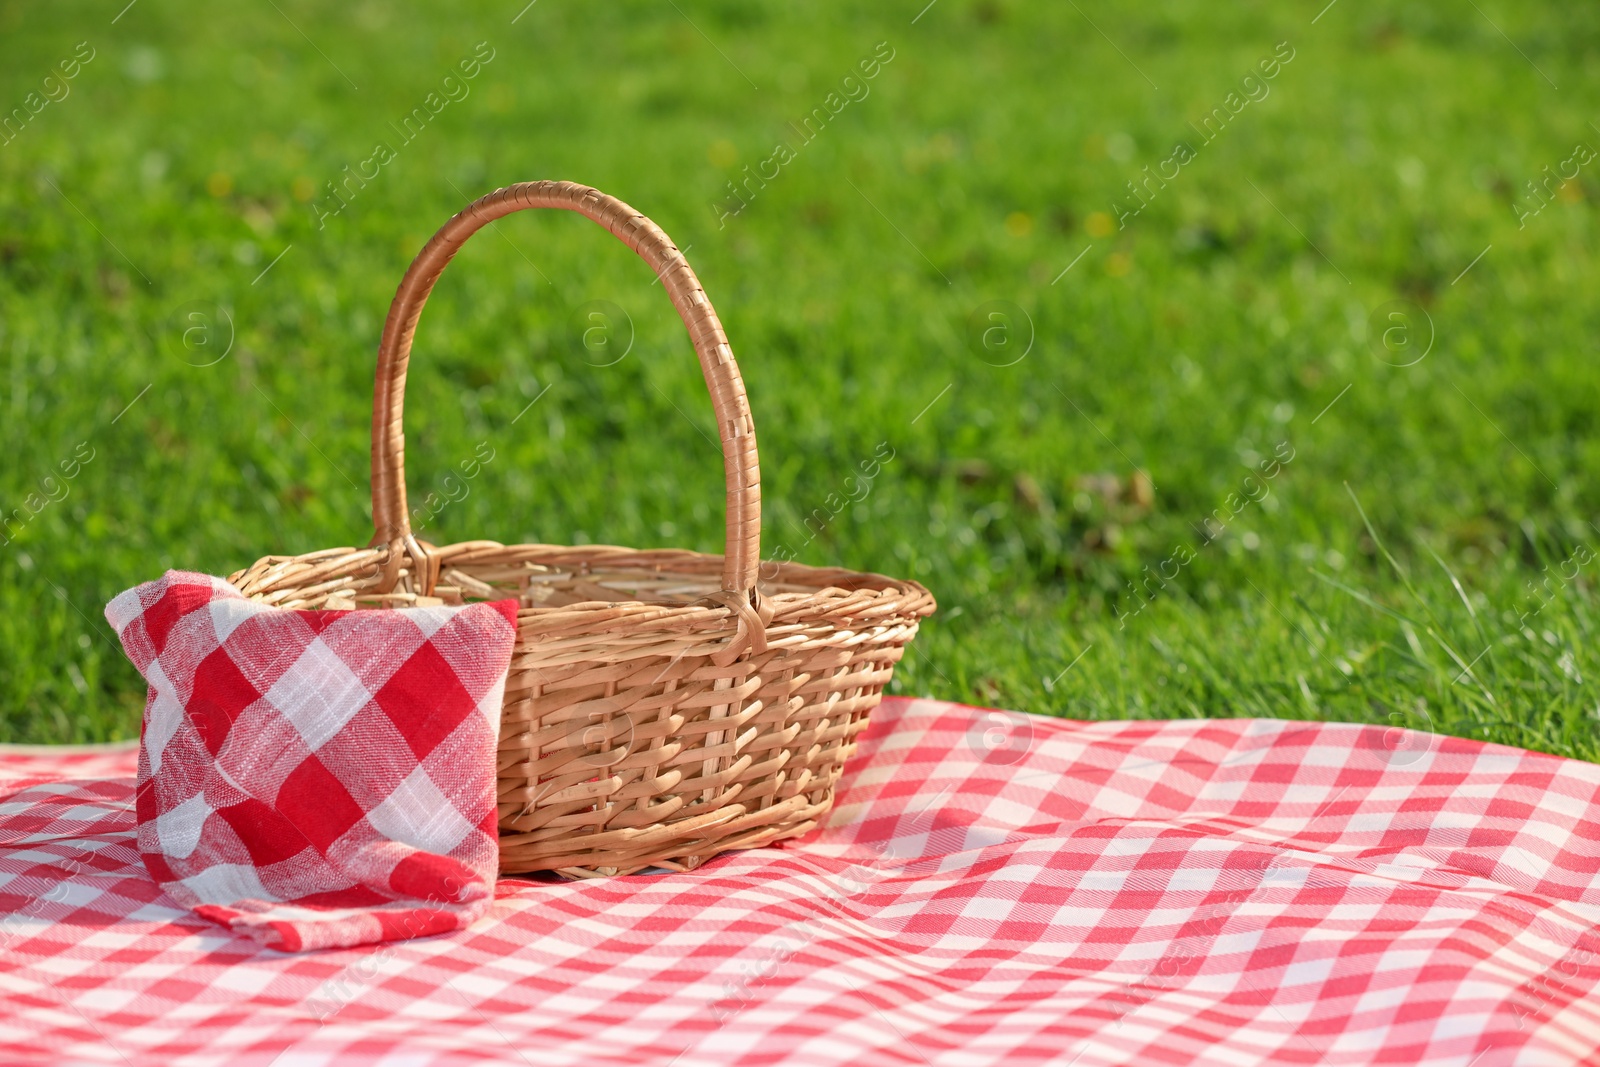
[2,0,1599,760]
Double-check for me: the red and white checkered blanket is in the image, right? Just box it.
[3,697,1600,1066]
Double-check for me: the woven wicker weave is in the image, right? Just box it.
[230,181,936,877]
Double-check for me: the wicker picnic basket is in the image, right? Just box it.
[229,181,936,878]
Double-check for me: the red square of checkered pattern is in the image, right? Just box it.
[104,570,519,952]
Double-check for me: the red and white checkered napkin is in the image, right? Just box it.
[4,697,1600,1066]
[104,570,519,952]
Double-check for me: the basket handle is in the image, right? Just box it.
[369,181,761,600]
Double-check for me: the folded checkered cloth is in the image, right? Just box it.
[105,571,519,951]
[4,697,1600,1066]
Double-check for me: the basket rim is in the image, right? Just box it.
[229,538,937,619]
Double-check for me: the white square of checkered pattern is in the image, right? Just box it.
[213,699,316,805]
[363,765,477,855]
[263,636,374,752]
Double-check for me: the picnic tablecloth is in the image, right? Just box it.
[3,697,1599,1066]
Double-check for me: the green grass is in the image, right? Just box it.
[3,1,1599,761]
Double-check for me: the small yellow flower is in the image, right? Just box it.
[1005,212,1033,237]
[206,172,234,198]
[1085,211,1115,238]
